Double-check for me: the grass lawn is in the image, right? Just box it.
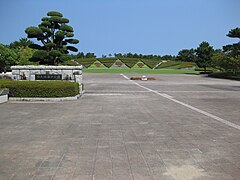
[83,68,200,74]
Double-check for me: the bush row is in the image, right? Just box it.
[0,80,79,97]
[208,72,240,80]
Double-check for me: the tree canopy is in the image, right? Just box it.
[0,44,18,73]
[9,38,33,49]
[176,49,196,62]
[25,11,79,65]
[220,27,240,73]
[195,41,214,72]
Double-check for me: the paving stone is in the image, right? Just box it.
[1,74,240,179]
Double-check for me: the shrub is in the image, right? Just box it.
[61,60,79,66]
[94,62,101,67]
[137,62,144,68]
[0,80,79,97]
[208,72,240,80]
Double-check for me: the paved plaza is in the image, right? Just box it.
[1,74,240,180]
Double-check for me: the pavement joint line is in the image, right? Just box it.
[50,153,65,180]
[159,90,239,92]
[130,126,155,179]
[86,91,150,93]
[121,127,135,180]
[120,73,240,131]
[91,139,99,180]
[84,93,126,96]
[86,90,239,93]
[9,173,15,180]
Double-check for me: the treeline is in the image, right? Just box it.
[73,52,175,61]
[176,27,240,74]
[1,27,240,75]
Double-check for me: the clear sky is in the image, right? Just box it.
[0,0,239,57]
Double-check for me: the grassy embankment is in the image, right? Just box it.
[80,59,199,74]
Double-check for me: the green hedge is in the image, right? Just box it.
[208,72,240,80]
[0,80,79,97]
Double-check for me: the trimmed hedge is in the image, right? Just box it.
[76,58,96,68]
[0,80,79,97]
[120,58,139,68]
[139,59,161,69]
[98,58,117,68]
[208,72,240,80]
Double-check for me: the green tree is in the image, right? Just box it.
[212,51,227,71]
[162,55,176,61]
[114,53,123,58]
[9,38,33,49]
[0,44,18,73]
[25,11,79,65]
[8,38,35,65]
[222,27,240,74]
[176,48,196,62]
[195,41,214,72]
[85,52,96,58]
[76,52,85,59]
[17,46,37,65]
[133,53,138,58]
[126,53,133,58]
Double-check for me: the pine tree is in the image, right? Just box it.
[25,11,79,65]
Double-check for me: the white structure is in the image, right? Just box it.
[11,65,82,83]
[0,94,8,104]
[11,65,83,95]
[0,88,8,104]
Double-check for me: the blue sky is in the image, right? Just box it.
[0,0,239,57]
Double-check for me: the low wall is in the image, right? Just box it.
[11,66,84,96]
[0,95,8,104]
[11,65,83,84]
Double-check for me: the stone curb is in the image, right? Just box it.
[9,94,82,102]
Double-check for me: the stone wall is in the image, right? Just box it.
[11,66,83,84]
[11,66,84,95]
[0,95,8,104]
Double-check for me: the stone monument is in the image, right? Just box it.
[11,65,83,94]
